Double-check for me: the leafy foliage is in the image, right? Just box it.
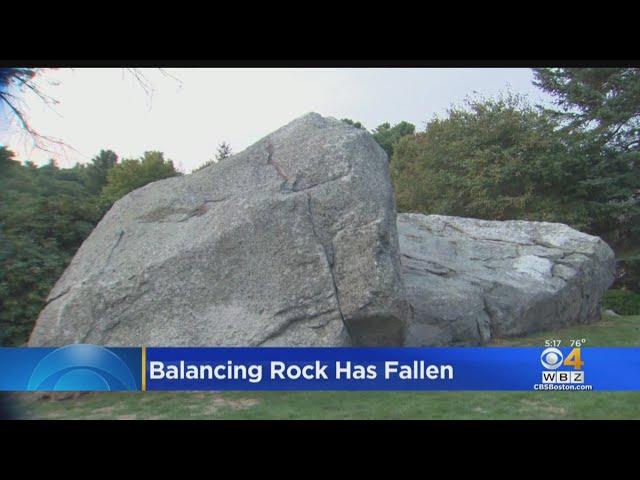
[372,121,415,158]
[0,147,180,346]
[341,118,416,159]
[0,148,101,345]
[341,118,365,130]
[603,289,640,315]
[101,151,180,205]
[533,68,640,247]
[75,149,119,195]
[391,94,592,226]
[533,68,640,150]
[390,89,640,249]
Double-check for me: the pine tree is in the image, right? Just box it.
[533,68,640,246]
[215,142,233,161]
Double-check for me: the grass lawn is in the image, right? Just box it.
[9,314,640,420]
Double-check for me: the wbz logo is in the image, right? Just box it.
[541,370,584,384]
[540,347,584,384]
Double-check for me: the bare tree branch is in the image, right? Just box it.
[0,67,180,159]
[0,88,73,155]
[158,68,183,89]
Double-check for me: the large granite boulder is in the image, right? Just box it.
[29,113,409,347]
[399,214,615,346]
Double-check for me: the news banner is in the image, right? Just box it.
[0,343,639,391]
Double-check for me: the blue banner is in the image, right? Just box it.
[144,346,640,391]
[0,345,142,392]
[1,345,639,391]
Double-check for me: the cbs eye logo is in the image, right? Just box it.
[27,344,138,392]
[540,347,564,369]
[540,347,584,371]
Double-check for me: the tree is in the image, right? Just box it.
[0,147,101,345]
[215,142,233,161]
[0,146,183,346]
[193,142,234,172]
[391,94,590,228]
[341,118,416,158]
[76,149,119,194]
[371,121,416,158]
[101,151,181,205]
[533,68,640,150]
[341,118,366,129]
[0,145,21,172]
[533,68,640,246]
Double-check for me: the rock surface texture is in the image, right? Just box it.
[29,113,409,347]
[398,213,615,346]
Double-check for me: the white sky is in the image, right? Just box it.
[0,68,553,173]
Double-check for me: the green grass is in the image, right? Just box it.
[10,314,640,420]
[495,313,640,347]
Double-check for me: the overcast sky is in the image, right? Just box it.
[0,68,553,172]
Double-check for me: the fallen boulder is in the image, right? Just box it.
[29,113,409,347]
[399,213,615,345]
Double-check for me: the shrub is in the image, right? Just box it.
[602,289,640,316]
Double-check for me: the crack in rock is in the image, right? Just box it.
[45,287,72,306]
[138,197,232,224]
[401,254,454,276]
[104,230,125,268]
[255,308,335,346]
[266,141,289,182]
[305,193,345,325]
